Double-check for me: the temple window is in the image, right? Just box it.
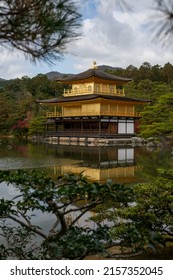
[96,85,100,92]
[74,87,78,93]
[110,86,114,93]
[88,85,92,92]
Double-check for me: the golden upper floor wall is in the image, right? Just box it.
[63,82,125,97]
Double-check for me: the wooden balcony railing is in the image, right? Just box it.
[63,88,125,97]
[46,111,141,118]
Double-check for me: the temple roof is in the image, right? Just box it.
[57,68,132,83]
[38,94,149,104]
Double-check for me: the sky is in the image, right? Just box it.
[0,0,173,80]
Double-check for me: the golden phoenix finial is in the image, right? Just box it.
[91,60,98,69]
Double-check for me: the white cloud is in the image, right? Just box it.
[72,0,173,71]
[0,46,57,79]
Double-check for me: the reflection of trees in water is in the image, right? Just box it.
[135,147,173,179]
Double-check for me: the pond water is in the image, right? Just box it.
[0,139,173,259]
[0,139,172,183]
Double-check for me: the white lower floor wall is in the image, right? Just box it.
[118,119,134,134]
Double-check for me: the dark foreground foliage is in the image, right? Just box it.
[0,169,173,259]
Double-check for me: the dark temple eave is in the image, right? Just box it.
[37,94,150,105]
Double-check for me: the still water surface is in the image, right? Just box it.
[0,139,172,182]
[0,139,173,258]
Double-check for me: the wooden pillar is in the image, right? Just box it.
[99,117,101,136]
[81,118,83,135]
[54,105,56,117]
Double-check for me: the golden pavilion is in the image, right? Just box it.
[38,62,148,143]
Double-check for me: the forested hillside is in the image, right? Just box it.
[1,61,173,139]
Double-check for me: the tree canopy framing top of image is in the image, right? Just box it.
[0,0,81,62]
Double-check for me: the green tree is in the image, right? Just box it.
[151,64,161,82]
[137,79,154,98]
[137,62,152,81]
[108,169,173,253]
[0,0,81,62]
[0,74,64,136]
[28,116,47,137]
[26,74,63,99]
[161,63,173,85]
[8,93,34,138]
[1,168,173,259]
[139,93,173,139]
[0,170,133,259]
[124,64,138,78]
[0,93,13,134]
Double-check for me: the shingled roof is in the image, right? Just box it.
[57,68,132,83]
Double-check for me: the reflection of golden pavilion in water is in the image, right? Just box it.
[47,145,141,183]
[59,164,139,183]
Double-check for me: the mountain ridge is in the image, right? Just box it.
[45,65,123,80]
[0,65,124,81]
